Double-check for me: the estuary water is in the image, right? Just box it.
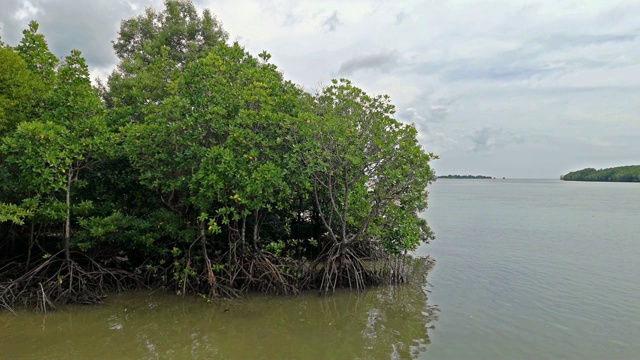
[417,179,640,359]
[1,179,639,359]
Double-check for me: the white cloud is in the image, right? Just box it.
[13,0,39,20]
[1,0,639,178]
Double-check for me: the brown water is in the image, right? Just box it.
[9,179,636,360]
[0,279,435,359]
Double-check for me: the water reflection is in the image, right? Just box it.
[0,272,438,359]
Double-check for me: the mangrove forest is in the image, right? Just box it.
[0,0,437,312]
[561,165,640,182]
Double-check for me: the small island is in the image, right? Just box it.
[561,165,640,182]
[438,175,494,179]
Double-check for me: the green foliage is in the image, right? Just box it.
[0,27,108,264]
[104,0,228,126]
[75,211,161,251]
[0,46,44,137]
[300,79,436,253]
[1,2,437,303]
[0,202,32,225]
[14,21,58,86]
[110,11,307,253]
[265,240,286,256]
[112,0,227,66]
[561,166,640,182]
[2,121,68,196]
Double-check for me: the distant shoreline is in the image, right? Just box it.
[438,175,495,179]
[561,165,640,182]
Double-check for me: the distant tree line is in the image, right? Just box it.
[438,175,493,179]
[0,1,437,311]
[561,166,640,182]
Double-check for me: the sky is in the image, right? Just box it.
[2,0,640,179]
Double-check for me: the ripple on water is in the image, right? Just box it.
[419,179,640,360]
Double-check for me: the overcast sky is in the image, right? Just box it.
[2,0,640,178]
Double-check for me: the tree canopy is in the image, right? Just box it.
[0,0,436,310]
[561,166,640,182]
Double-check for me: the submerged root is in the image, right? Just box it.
[319,243,364,293]
[157,249,305,299]
[314,241,434,294]
[0,251,140,313]
[216,248,303,296]
[315,242,376,294]
[0,243,435,311]
[240,252,303,295]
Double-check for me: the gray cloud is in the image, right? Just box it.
[437,48,612,83]
[469,127,499,152]
[322,10,340,32]
[0,0,29,44]
[539,33,637,49]
[283,12,300,27]
[405,28,640,84]
[397,97,457,156]
[425,99,453,123]
[400,98,453,126]
[0,0,146,68]
[468,127,526,153]
[399,108,423,124]
[337,50,399,75]
[39,0,137,67]
[3,0,640,178]
[444,64,549,82]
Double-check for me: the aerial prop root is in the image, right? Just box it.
[316,241,381,294]
[315,240,435,294]
[0,251,139,313]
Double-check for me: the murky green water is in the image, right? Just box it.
[4,179,640,359]
[417,179,640,359]
[0,281,435,359]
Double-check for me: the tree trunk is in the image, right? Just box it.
[64,170,71,263]
[312,184,338,243]
[241,216,246,251]
[253,209,259,251]
[200,219,216,292]
[341,168,350,243]
[26,220,35,271]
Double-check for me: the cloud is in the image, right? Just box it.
[3,0,640,178]
[13,0,39,21]
[469,127,499,152]
[337,50,399,75]
[39,0,139,67]
[400,98,453,125]
[445,65,549,82]
[322,10,341,32]
[431,33,638,83]
[539,33,637,49]
[283,12,300,27]
[468,127,526,152]
[0,0,153,69]
[0,0,27,43]
[424,100,452,123]
[398,93,455,126]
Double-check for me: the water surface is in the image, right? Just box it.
[2,179,639,359]
[0,281,434,359]
[418,179,640,359]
